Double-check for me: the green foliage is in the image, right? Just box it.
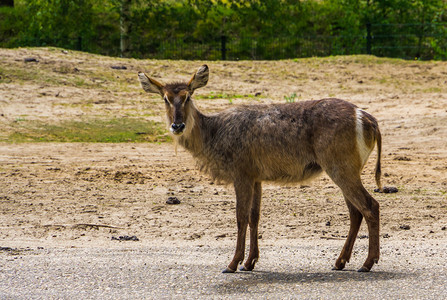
[0,5,26,47]
[20,0,93,48]
[1,0,446,60]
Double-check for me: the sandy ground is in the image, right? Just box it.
[0,48,446,297]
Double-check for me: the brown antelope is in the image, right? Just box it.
[138,65,384,273]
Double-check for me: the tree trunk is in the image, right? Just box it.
[120,0,132,57]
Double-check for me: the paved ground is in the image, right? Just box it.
[1,239,446,299]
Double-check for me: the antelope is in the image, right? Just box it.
[138,65,384,273]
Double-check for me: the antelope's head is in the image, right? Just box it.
[138,65,209,136]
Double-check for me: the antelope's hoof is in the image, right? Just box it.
[332,259,346,271]
[222,267,236,273]
[357,266,371,272]
[239,266,253,272]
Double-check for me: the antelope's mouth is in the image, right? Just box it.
[170,123,186,135]
[170,129,184,135]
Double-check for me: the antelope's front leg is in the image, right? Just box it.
[222,178,254,273]
[240,181,262,271]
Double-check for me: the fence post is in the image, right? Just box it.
[221,35,227,60]
[77,37,82,51]
[366,23,372,55]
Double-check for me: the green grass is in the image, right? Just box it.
[295,55,421,67]
[284,92,297,103]
[4,118,169,143]
[196,92,258,100]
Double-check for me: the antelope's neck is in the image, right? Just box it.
[177,106,208,155]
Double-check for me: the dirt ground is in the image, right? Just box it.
[0,48,446,264]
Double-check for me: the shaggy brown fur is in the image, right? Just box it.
[138,65,383,273]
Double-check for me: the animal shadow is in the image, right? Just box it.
[213,269,411,295]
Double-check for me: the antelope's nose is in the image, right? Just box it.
[171,123,185,134]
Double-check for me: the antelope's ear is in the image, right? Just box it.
[188,65,209,94]
[138,72,164,96]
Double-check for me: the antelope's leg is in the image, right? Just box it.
[341,187,380,272]
[326,167,380,272]
[333,198,363,270]
[223,178,254,273]
[357,191,380,272]
[241,181,262,271]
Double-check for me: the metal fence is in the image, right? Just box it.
[148,35,367,60]
[368,23,447,60]
[17,23,447,60]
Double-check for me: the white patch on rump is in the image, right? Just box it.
[356,108,373,168]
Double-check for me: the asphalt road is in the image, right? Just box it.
[1,239,446,299]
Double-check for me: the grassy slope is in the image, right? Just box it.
[0,47,446,143]
[0,47,170,142]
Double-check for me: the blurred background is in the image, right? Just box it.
[1,0,446,60]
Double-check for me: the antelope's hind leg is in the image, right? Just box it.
[240,181,262,271]
[327,169,380,272]
[356,189,380,272]
[339,185,380,272]
[333,199,363,270]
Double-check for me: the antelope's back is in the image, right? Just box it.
[202,98,375,182]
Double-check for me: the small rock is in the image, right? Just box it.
[325,221,331,226]
[166,197,181,205]
[111,235,139,241]
[394,156,411,161]
[24,57,39,63]
[187,233,201,240]
[383,233,390,238]
[0,247,14,252]
[111,65,127,70]
[399,225,411,230]
[215,234,226,239]
[442,226,446,231]
[383,186,398,193]
[375,186,398,193]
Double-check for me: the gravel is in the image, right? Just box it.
[1,239,446,299]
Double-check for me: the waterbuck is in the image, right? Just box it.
[138,65,384,273]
